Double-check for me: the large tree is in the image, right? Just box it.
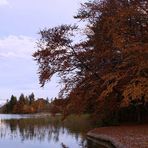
[33,0,148,121]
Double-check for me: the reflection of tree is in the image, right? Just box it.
[9,120,17,132]
[0,116,94,147]
[0,118,60,142]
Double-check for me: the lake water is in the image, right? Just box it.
[0,114,104,148]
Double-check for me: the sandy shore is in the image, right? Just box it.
[87,124,148,148]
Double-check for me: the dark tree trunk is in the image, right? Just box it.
[136,105,141,123]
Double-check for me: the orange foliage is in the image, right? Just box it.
[33,0,148,121]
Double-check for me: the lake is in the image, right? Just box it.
[0,114,105,148]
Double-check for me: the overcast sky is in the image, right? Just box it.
[0,0,86,104]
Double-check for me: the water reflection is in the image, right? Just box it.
[0,115,105,148]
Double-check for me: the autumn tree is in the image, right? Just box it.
[13,93,26,113]
[33,0,148,122]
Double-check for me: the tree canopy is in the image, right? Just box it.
[33,0,148,122]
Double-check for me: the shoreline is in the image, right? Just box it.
[87,124,148,148]
[87,131,124,148]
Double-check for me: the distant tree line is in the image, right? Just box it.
[2,93,50,114]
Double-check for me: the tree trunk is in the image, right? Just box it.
[136,105,141,123]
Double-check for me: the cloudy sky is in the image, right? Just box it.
[0,0,86,104]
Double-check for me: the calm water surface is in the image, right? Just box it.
[0,114,105,148]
